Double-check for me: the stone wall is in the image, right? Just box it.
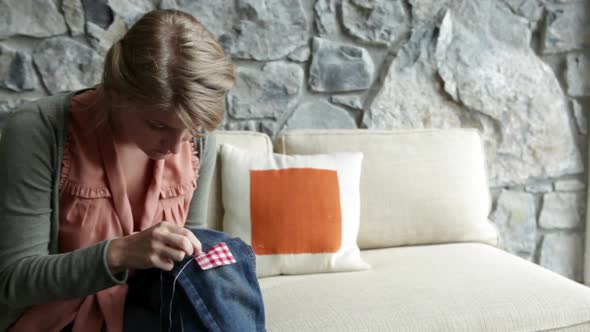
[0,0,588,282]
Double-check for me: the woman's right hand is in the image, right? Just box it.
[106,221,202,273]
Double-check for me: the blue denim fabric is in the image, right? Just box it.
[56,229,263,332]
[159,229,266,332]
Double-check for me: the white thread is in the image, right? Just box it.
[159,271,163,330]
[168,259,193,332]
[180,310,184,332]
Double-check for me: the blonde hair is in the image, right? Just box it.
[102,9,235,136]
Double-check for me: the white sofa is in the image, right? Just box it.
[207,129,590,331]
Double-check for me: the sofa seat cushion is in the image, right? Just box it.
[259,243,590,331]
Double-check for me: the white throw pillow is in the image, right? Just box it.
[220,144,370,277]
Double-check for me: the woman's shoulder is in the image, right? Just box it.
[0,91,81,166]
[3,91,74,134]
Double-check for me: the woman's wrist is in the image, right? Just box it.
[107,237,127,274]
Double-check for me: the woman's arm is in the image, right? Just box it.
[185,133,217,229]
[0,106,127,309]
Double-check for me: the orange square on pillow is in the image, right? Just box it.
[250,168,342,255]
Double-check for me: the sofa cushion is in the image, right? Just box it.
[219,144,369,277]
[207,131,272,231]
[275,129,499,249]
[259,243,590,331]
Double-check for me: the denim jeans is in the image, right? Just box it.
[123,229,266,332]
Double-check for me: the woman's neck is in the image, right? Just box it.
[95,86,133,146]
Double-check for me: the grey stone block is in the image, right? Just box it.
[227,62,304,120]
[0,45,36,92]
[285,100,357,130]
[490,190,537,259]
[315,0,339,36]
[33,37,103,94]
[342,0,410,45]
[0,0,67,39]
[543,1,590,53]
[539,192,585,229]
[309,37,374,92]
[566,52,590,97]
[62,0,85,36]
[540,233,584,282]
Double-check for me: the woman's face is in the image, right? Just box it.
[114,102,193,160]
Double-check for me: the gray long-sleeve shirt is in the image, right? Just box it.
[0,90,217,330]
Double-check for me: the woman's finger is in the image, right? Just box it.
[152,255,175,272]
[155,242,187,263]
[181,228,202,256]
[159,222,202,256]
[158,231,194,256]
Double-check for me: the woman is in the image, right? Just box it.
[0,9,263,332]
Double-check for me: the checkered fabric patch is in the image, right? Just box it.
[195,242,237,270]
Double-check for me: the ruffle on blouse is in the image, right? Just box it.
[159,138,201,199]
[160,180,197,199]
[60,179,112,198]
[59,132,73,190]
[159,194,188,223]
[61,128,201,200]
[60,131,111,198]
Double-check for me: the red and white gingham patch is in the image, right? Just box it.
[194,242,236,270]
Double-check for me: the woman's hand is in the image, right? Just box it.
[107,221,202,273]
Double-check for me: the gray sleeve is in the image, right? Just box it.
[0,107,127,310]
[185,133,217,229]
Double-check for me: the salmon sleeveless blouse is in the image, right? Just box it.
[9,89,200,332]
